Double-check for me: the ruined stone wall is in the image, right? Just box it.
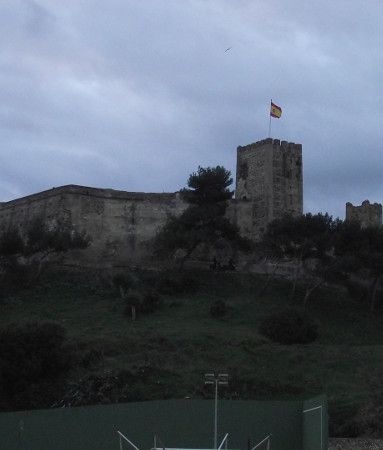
[236,138,303,236]
[346,200,382,228]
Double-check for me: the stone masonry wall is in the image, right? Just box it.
[236,138,303,236]
[272,139,303,218]
[0,185,187,266]
[0,185,255,267]
[346,200,382,228]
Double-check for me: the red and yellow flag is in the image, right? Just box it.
[270,101,282,118]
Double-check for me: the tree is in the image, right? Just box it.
[0,322,72,411]
[334,221,383,311]
[260,214,383,310]
[259,213,339,304]
[179,166,233,206]
[154,166,251,268]
[0,217,90,286]
[0,228,25,279]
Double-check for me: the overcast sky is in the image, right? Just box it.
[1,0,383,218]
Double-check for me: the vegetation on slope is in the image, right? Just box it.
[1,267,383,436]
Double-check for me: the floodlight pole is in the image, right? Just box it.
[204,373,229,450]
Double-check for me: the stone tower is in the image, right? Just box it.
[235,138,303,235]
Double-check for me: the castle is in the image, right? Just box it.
[1,137,379,266]
[0,138,304,265]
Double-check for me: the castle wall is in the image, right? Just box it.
[226,200,258,241]
[0,185,187,266]
[345,200,382,228]
[0,185,257,266]
[0,189,69,232]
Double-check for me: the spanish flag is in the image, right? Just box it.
[270,101,282,118]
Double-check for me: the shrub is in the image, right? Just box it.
[57,366,180,407]
[210,300,227,318]
[0,257,33,290]
[112,270,198,297]
[155,272,197,295]
[179,273,198,294]
[80,348,104,368]
[113,273,139,296]
[156,275,183,295]
[140,290,161,314]
[345,279,369,303]
[124,292,142,319]
[259,308,319,344]
[330,416,364,438]
[0,322,72,408]
[124,290,162,318]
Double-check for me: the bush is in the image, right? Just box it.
[210,300,227,318]
[140,291,161,314]
[155,272,197,295]
[113,272,139,295]
[345,279,369,303]
[124,290,162,318]
[112,270,197,297]
[0,258,33,290]
[57,366,181,407]
[330,416,364,437]
[259,308,319,344]
[0,322,72,409]
[80,348,104,368]
[123,292,142,319]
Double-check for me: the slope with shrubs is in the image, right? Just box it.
[1,268,383,436]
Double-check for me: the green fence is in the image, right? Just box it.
[302,396,328,450]
[0,397,327,450]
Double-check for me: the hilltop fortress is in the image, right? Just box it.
[0,138,303,265]
[0,137,380,266]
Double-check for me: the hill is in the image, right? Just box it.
[1,268,382,436]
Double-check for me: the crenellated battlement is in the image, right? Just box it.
[238,139,302,153]
[346,200,382,227]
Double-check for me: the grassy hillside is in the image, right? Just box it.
[1,268,382,434]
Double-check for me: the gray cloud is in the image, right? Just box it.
[1,0,383,218]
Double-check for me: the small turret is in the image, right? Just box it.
[346,200,382,227]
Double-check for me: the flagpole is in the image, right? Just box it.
[268,99,272,138]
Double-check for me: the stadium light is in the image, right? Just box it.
[204,372,229,449]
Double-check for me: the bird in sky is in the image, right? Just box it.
[225,47,232,52]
